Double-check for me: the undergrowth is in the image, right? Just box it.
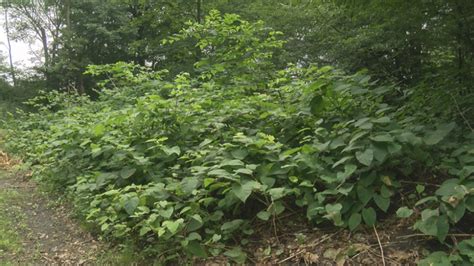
[0,171,23,260]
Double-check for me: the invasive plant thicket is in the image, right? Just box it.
[4,11,474,264]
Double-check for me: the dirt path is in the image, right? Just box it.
[0,153,102,265]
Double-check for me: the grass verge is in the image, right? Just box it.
[0,170,23,263]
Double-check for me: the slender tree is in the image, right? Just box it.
[196,0,202,23]
[9,0,63,68]
[3,7,16,86]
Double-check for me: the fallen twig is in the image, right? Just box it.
[309,230,340,247]
[373,225,386,266]
[272,214,280,244]
[276,249,306,264]
[399,180,440,187]
[367,249,399,265]
[397,233,474,239]
[276,231,339,264]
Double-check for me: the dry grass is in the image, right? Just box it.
[0,151,18,170]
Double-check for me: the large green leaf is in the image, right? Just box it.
[162,146,181,156]
[220,159,245,167]
[396,207,413,218]
[163,219,183,235]
[231,149,248,160]
[424,122,455,145]
[185,241,208,258]
[96,172,118,187]
[257,210,271,221]
[120,167,136,179]
[357,185,374,205]
[373,194,390,212]
[370,134,393,142]
[458,238,474,262]
[221,219,244,233]
[362,207,376,226]
[268,187,286,201]
[232,180,260,203]
[224,247,247,264]
[418,252,461,266]
[324,203,343,226]
[466,196,474,212]
[181,177,200,194]
[436,215,449,242]
[187,214,204,231]
[123,196,139,215]
[414,209,439,236]
[356,149,373,166]
[309,95,325,115]
[93,124,106,136]
[208,169,234,180]
[445,202,466,223]
[348,213,362,231]
[336,164,357,181]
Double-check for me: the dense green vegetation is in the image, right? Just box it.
[0,171,23,259]
[1,0,473,264]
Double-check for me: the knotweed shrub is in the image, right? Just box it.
[4,11,473,264]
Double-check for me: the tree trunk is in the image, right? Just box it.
[65,0,71,28]
[195,0,203,67]
[40,27,51,85]
[196,0,202,23]
[4,8,16,86]
[78,74,85,95]
[41,28,49,67]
